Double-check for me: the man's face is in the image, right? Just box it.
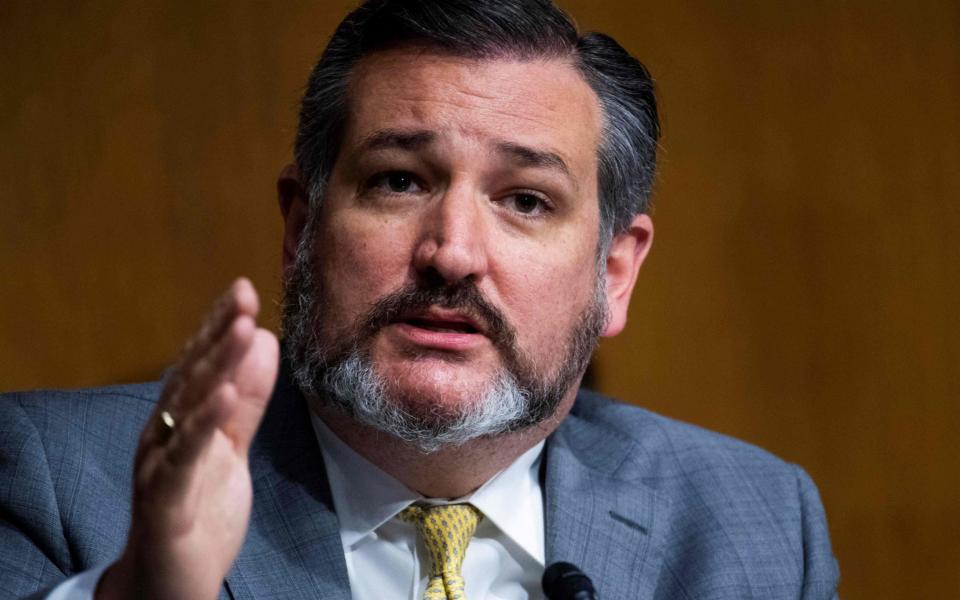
[286,48,611,443]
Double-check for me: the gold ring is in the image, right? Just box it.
[156,410,176,444]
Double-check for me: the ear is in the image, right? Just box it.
[278,163,309,273]
[602,213,654,337]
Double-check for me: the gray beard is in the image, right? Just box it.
[281,215,609,454]
[312,349,532,453]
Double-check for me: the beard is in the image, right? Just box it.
[281,218,609,453]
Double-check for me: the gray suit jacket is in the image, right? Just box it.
[0,367,839,599]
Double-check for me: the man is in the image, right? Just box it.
[0,0,839,598]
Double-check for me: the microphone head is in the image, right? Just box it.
[542,562,597,600]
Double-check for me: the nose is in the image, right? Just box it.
[412,183,489,285]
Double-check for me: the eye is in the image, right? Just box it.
[367,171,424,195]
[501,192,552,217]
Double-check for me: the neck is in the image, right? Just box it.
[311,392,576,498]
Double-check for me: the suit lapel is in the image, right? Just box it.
[222,369,671,598]
[226,364,351,600]
[544,407,671,599]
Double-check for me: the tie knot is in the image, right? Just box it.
[400,503,483,577]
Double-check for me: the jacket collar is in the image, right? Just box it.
[544,397,672,598]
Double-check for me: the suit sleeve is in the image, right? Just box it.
[794,465,841,599]
[0,395,74,598]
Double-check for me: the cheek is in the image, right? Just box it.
[315,213,415,312]
[494,241,598,348]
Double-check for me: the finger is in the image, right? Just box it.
[165,382,237,468]
[222,328,280,454]
[134,326,275,508]
[134,383,236,512]
[156,279,257,418]
[179,278,260,373]
[143,279,258,450]
[137,406,176,460]
[176,314,256,412]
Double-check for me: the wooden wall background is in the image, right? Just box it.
[2,1,957,597]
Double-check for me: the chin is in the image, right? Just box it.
[377,361,495,414]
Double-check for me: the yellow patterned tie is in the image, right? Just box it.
[400,504,483,600]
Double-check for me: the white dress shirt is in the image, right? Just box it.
[47,414,546,599]
[312,413,546,600]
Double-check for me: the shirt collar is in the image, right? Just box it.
[467,439,545,565]
[311,412,545,565]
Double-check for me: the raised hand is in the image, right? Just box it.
[97,278,280,600]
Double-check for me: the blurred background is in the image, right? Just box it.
[1,1,957,597]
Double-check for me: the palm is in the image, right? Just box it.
[171,330,277,568]
[102,280,279,600]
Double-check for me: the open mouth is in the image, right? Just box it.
[404,317,479,334]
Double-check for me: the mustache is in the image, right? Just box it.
[357,280,518,354]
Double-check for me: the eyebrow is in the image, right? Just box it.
[354,128,573,183]
[357,129,436,153]
[494,140,571,178]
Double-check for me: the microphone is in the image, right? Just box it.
[542,562,598,600]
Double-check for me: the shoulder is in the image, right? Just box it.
[0,382,161,583]
[1,381,160,462]
[1,379,162,460]
[3,381,161,430]
[570,388,801,486]
[0,381,160,504]
[3,380,162,413]
[566,389,839,597]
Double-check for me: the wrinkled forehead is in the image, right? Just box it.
[339,47,603,177]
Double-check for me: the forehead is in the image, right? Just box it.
[341,47,603,176]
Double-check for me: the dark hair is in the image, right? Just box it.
[294,0,659,244]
